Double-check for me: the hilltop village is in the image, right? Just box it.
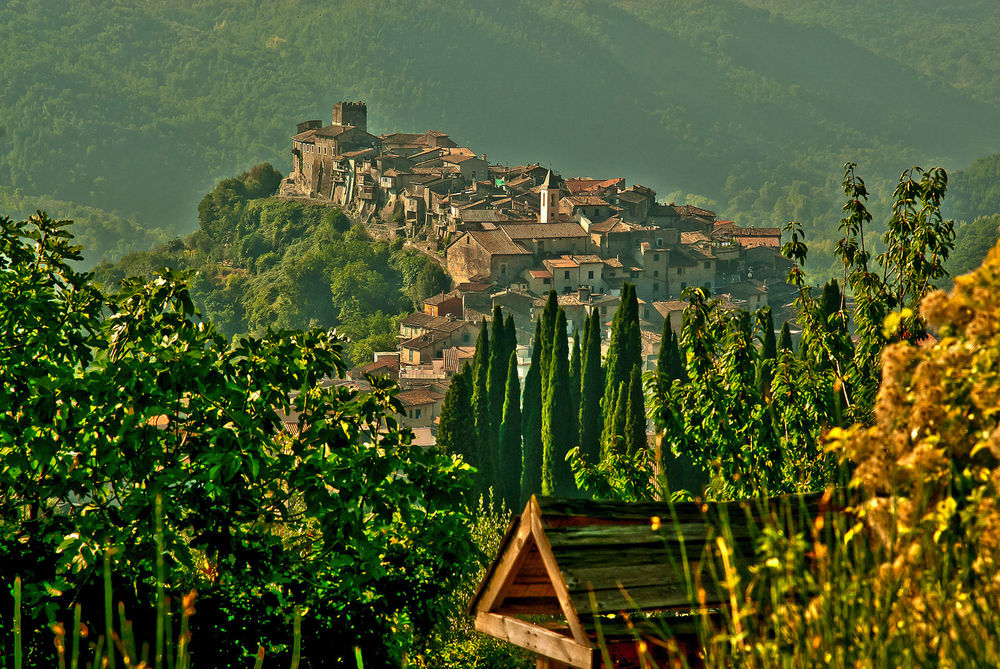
[279,102,793,437]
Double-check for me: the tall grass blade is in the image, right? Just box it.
[354,646,363,669]
[14,576,22,669]
[155,495,166,669]
[72,602,82,669]
[290,608,302,669]
[253,644,264,669]
[104,549,117,669]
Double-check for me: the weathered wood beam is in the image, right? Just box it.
[475,612,597,668]
[530,496,591,646]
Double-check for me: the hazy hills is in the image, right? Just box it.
[1,0,999,269]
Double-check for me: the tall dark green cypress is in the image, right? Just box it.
[579,308,603,463]
[486,306,507,462]
[656,317,686,393]
[470,318,494,491]
[542,309,576,496]
[498,352,522,511]
[437,363,477,489]
[779,321,794,353]
[757,306,777,395]
[603,283,641,441]
[607,383,627,457]
[504,314,518,361]
[520,319,544,505]
[568,333,581,441]
[539,290,559,390]
[623,364,646,456]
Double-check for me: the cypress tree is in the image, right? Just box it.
[605,382,628,458]
[579,308,603,463]
[656,317,687,393]
[498,352,522,511]
[470,318,494,490]
[568,332,581,441]
[779,321,794,353]
[757,306,777,395]
[624,364,646,456]
[504,314,518,365]
[437,363,477,488]
[542,309,576,496]
[486,306,507,461]
[603,283,641,438]
[520,319,544,505]
[539,290,559,390]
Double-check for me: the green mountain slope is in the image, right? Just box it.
[1,0,997,268]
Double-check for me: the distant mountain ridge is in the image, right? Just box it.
[1,0,997,268]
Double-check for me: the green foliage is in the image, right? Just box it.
[520,320,544,506]
[542,310,576,496]
[436,363,477,474]
[0,211,477,666]
[623,365,646,456]
[647,164,955,499]
[498,354,522,513]
[949,213,1000,277]
[93,168,443,365]
[578,309,603,464]
[602,283,641,455]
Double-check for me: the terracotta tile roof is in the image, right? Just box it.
[564,177,624,194]
[455,281,492,293]
[424,290,460,306]
[588,216,630,234]
[500,222,588,239]
[397,388,445,407]
[529,269,553,279]
[565,195,611,207]
[652,300,689,316]
[466,230,532,256]
[674,204,718,219]
[681,231,711,244]
[568,254,603,264]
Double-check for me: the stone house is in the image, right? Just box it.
[397,387,445,427]
[446,230,534,285]
[424,290,463,318]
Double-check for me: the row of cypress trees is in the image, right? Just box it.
[437,284,653,510]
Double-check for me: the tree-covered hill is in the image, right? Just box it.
[2,0,999,269]
[93,165,450,365]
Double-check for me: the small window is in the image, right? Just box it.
[408,349,414,361]
[656,238,663,247]
[501,264,507,274]
[653,270,659,277]
[415,408,422,419]
[677,267,683,275]
[653,253,660,261]
[704,261,711,269]
[643,308,650,319]
[588,270,594,279]
[630,271,639,279]
[601,306,607,314]
[543,278,551,285]
[681,282,687,290]
[564,270,570,279]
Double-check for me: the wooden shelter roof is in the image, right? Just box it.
[470,493,830,668]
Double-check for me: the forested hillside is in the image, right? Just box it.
[93,164,449,365]
[2,0,999,270]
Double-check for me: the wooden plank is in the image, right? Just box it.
[506,583,559,598]
[530,497,592,647]
[568,582,723,614]
[475,612,596,668]
[544,522,754,549]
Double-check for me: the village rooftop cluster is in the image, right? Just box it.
[279,102,792,436]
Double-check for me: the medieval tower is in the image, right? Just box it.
[331,101,367,132]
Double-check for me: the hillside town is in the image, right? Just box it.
[280,102,794,435]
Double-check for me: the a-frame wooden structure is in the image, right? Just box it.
[470,493,830,668]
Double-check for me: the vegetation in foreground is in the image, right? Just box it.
[0,211,475,667]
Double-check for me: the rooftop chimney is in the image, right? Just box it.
[578,286,591,303]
